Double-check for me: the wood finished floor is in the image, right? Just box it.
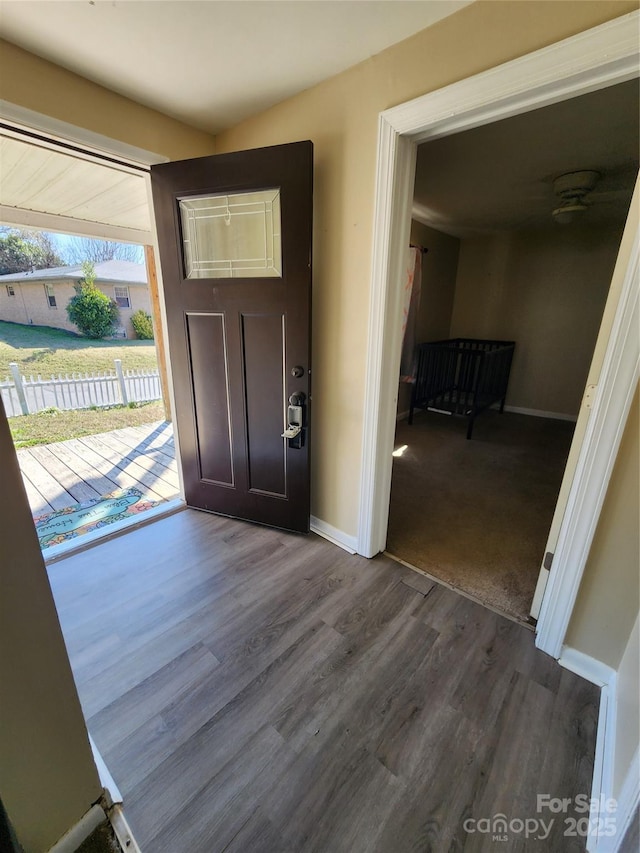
[49,509,599,853]
[17,420,178,516]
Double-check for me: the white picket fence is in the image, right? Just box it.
[1,359,161,417]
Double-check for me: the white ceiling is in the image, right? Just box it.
[0,0,471,135]
[413,79,640,238]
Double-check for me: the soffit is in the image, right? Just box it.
[0,132,151,236]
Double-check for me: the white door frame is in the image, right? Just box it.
[357,11,639,658]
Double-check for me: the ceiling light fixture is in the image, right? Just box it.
[552,170,600,224]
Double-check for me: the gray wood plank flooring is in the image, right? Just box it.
[48,509,599,852]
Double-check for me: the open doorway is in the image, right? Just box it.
[0,231,179,554]
[386,80,638,624]
[0,126,181,556]
[358,14,640,659]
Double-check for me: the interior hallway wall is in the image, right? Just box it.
[565,384,639,670]
[613,611,639,801]
[213,0,637,535]
[449,221,626,416]
[0,39,216,160]
[398,219,460,415]
[0,398,102,852]
[411,221,460,343]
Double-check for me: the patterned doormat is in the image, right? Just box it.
[34,487,162,549]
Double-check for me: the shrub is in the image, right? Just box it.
[131,309,154,340]
[66,263,120,339]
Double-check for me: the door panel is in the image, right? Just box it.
[186,312,233,486]
[242,313,287,497]
[151,142,312,533]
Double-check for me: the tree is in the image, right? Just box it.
[63,236,143,264]
[0,228,64,274]
[66,262,120,339]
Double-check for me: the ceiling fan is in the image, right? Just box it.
[551,170,600,224]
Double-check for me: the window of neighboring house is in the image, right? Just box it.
[45,284,57,307]
[114,285,130,308]
[6,285,15,296]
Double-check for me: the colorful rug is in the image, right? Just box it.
[34,487,162,549]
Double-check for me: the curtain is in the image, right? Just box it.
[399,246,422,382]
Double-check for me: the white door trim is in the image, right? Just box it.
[357,11,639,658]
[536,213,639,655]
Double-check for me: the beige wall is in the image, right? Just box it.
[0,396,103,851]
[0,39,216,161]
[613,612,639,798]
[449,222,625,415]
[0,11,638,840]
[0,279,152,339]
[565,385,639,670]
[0,46,218,848]
[411,220,459,343]
[398,220,460,414]
[214,0,637,535]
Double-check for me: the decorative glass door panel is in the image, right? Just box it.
[179,189,282,279]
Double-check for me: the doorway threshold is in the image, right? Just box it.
[44,497,185,565]
[384,549,536,631]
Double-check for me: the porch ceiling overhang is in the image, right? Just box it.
[0,130,152,243]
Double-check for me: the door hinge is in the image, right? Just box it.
[543,551,554,571]
[583,384,597,409]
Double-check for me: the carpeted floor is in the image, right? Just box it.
[386,409,575,622]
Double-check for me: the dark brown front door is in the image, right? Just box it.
[151,142,312,533]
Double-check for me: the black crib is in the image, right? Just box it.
[408,338,515,439]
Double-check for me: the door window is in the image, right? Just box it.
[179,189,282,279]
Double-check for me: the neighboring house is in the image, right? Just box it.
[0,3,638,852]
[0,260,149,338]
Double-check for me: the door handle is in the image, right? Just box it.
[282,392,306,447]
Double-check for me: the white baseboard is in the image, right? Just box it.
[603,746,640,853]
[587,676,617,852]
[47,805,106,853]
[559,647,638,853]
[559,646,615,687]
[560,648,615,853]
[310,516,357,554]
[400,404,577,422]
[502,404,578,422]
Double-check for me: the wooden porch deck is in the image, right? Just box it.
[17,421,179,517]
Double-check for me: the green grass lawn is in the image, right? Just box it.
[0,321,158,377]
[9,402,167,447]
[2,322,164,446]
